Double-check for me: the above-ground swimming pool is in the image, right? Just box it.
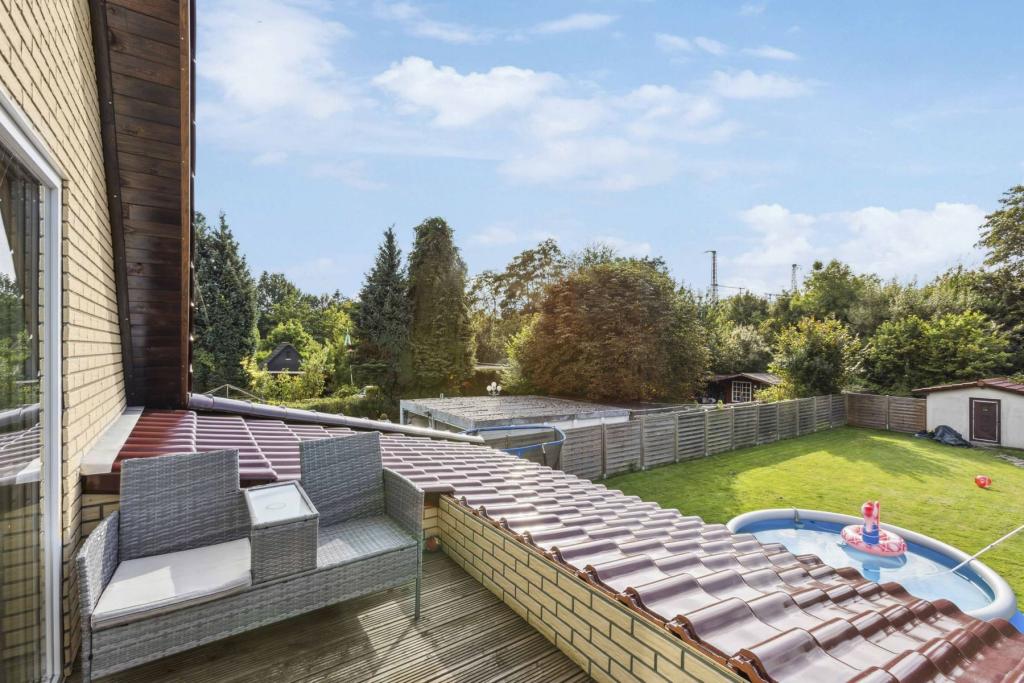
[727,508,1019,623]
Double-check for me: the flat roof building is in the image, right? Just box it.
[399,395,630,432]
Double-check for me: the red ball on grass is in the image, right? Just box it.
[975,475,992,489]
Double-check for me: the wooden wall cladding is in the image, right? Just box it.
[91,0,192,408]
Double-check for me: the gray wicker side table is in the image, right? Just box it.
[244,481,319,584]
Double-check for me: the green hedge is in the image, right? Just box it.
[282,391,394,421]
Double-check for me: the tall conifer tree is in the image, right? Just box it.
[352,227,411,399]
[193,212,259,391]
[406,218,474,395]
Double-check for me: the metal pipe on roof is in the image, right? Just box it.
[186,394,486,444]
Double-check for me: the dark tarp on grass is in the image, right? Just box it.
[914,424,972,447]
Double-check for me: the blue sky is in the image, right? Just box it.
[195,0,1024,297]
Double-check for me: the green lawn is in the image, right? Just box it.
[604,426,1024,608]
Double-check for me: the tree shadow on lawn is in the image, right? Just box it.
[609,427,1024,608]
[608,427,959,525]
[804,428,955,482]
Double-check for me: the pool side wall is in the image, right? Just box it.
[437,495,739,683]
[726,508,1017,622]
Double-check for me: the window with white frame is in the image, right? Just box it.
[731,380,753,403]
[0,93,62,683]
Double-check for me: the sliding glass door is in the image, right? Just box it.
[0,93,61,682]
[0,142,45,682]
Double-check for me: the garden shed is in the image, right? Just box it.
[706,372,781,404]
[261,342,302,374]
[915,377,1024,447]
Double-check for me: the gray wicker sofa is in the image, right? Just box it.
[76,432,423,682]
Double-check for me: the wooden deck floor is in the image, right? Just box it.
[85,552,592,683]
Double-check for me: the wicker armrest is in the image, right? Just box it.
[384,469,424,540]
[77,511,120,622]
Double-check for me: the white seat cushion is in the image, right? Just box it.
[92,538,252,629]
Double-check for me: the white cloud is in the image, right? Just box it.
[199,3,770,195]
[733,202,985,291]
[621,86,731,141]
[657,35,726,57]
[373,57,561,126]
[739,2,766,16]
[655,33,692,53]
[834,203,985,277]
[533,13,618,34]
[500,136,677,191]
[736,204,818,268]
[527,97,607,138]
[742,45,798,61]
[371,58,745,190]
[374,1,489,44]
[710,70,811,99]
[200,0,351,119]
[309,160,386,190]
[694,36,728,56]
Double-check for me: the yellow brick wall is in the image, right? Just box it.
[438,496,739,683]
[0,0,127,672]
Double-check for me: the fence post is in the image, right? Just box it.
[754,404,761,445]
[673,412,680,463]
[703,410,710,457]
[600,423,608,479]
[885,395,891,432]
[795,400,800,437]
[729,407,736,451]
[639,414,647,470]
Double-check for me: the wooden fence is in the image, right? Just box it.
[556,392,924,481]
[845,393,926,434]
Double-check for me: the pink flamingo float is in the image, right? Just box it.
[840,500,907,557]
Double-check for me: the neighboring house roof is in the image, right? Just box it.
[711,372,782,386]
[914,377,1024,396]
[90,406,1024,681]
[261,342,300,370]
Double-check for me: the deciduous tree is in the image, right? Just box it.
[769,317,860,398]
[507,258,708,401]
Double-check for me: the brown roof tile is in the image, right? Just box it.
[914,377,1024,396]
[104,409,1024,682]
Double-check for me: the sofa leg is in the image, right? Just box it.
[414,572,422,620]
[414,543,423,620]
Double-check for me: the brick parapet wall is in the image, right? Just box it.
[82,488,735,681]
[436,496,738,683]
[0,0,127,672]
